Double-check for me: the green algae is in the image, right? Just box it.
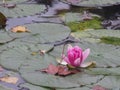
[66,17,102,32]
[100,37,120,46]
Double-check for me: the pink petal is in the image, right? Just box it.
[64,57,71,65]
[74,58,81,67]
[82,48,90,63]
[68,51,75,63]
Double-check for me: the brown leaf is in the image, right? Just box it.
[57,66,71,76]
[41,64,58,75]
[0,76,18,84]
[41,64,80,76]
[11,26,30,33]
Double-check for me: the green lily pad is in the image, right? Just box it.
[6,38,53,51]
[94,76,120,88]
[19,57,103,88]
[0,40,54,71]
[0,0,26,4]
[64,13,83,23]
[20,72,80,88]
[61,0,120,7]
[0,4,45,18]
[19,83,51,90]
[85,67,120,76]
[50,41,120,68]
[47,45,65,58]
[73,29,120,43]
[8,23,71,43]
[77,42,120,68]
[25,23,71,43]
[17,43,103,88]
[0,30,14,44]
[56,87,90,90]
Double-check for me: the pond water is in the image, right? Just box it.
[0,0,120,90]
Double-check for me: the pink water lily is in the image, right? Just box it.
[63,45,90,67]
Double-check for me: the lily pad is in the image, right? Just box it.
[0,0,26,4]
[19,57,79,88]
[85,67,120,76]
[0,41,54,71]
[50,41,120,68]
[0,30,14,44]
[19,83,51,90]
[73,29,120,43]
[64,12,83,23]
[0,4,45,18]
[94,76,120,89]
[77,42,120,68]
[19,57,104,88]
[56,87,90,90]
[61,0,120,7]
[7,23,71,43]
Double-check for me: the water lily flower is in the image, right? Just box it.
[62,45,90,67]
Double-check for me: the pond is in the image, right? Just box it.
[0,0,120,90]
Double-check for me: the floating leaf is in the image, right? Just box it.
[85,67,120,76]
[7,23,71,43]
[56,87,90,90]
[73,29,120,43]
[78,42,120,68]
[0,0,27,4]
[0,4,46,18]
[41,64,59,75]
[41,64,80,76]
[0,76,18,84]
[0,30,14,44]
[0,40,54,71]
[11,26,30,33]
[19,83,50,90]
[61,0,120,7]
[57,65,79,76]
[94,76,120,88]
